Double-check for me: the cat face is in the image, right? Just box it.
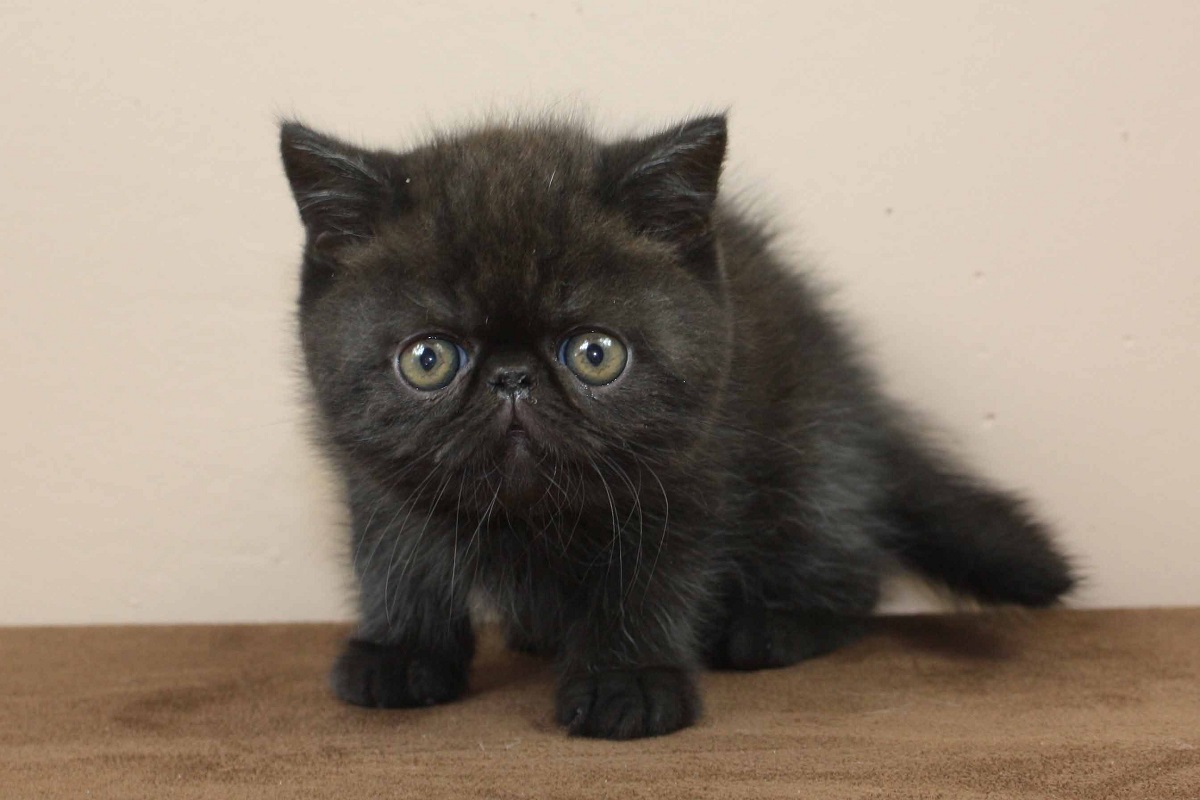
[283,117,731,513]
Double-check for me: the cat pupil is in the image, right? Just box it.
[418,346,437,371]
[586,343,604,367]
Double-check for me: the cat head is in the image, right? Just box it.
[281,115,732,512]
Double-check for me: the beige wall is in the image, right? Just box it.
[2,2,1197,624]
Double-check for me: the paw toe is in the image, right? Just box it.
[556,668,698,740]
[331,639,467,709]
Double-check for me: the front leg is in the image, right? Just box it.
[332,485,475,709]
[554,547,713,739]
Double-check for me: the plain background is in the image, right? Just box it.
[2,2,1197,625]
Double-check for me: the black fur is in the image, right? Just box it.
[279,113,1076,739]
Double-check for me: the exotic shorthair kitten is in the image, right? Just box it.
[279,113,1074,740]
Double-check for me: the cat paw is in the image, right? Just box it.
[330,639,468,708]
[705,609,865,670]
[555,667,699,739]
[504,628,558,658]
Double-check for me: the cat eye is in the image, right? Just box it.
[559,332,628,386]
[395,337,464,391]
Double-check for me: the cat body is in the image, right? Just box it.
[280,114,1074,739]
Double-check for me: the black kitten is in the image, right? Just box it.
[279,113,1075,740]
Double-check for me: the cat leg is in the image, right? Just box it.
[504,627,557,657]
[553,547,715,739]
[331,490,476,709]
[705,515,885,670]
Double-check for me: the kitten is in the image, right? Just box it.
[280,113,1075,740]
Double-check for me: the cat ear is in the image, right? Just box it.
[599,114,728,257]
[279,121,404,244]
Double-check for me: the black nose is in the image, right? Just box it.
[489,366,534,397]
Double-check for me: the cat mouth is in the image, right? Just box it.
[494,399,540,448]
[492,401,547,505]
[502,423,533,462]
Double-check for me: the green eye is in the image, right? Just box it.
[396,337,462,391]
[560,332,628,386]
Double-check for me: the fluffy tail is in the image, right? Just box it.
[880,429,1076,607]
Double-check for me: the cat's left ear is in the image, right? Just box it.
[279,121,406,246]
[598,114,728,267]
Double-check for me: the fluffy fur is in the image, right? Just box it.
[279,113,1075,740]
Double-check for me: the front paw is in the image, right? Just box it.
[555,668,699,739]
[330,639,468,708]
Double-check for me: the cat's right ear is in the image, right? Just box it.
[279,121,406,246]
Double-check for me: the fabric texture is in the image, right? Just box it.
[2,609,1197,799]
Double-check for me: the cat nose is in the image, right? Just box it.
[489,365,534,397]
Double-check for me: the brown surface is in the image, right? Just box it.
[2,610,1197,799]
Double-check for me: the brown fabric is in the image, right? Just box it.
[2,609,1197,799]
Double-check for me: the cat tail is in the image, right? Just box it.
[879,425,1077,607]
